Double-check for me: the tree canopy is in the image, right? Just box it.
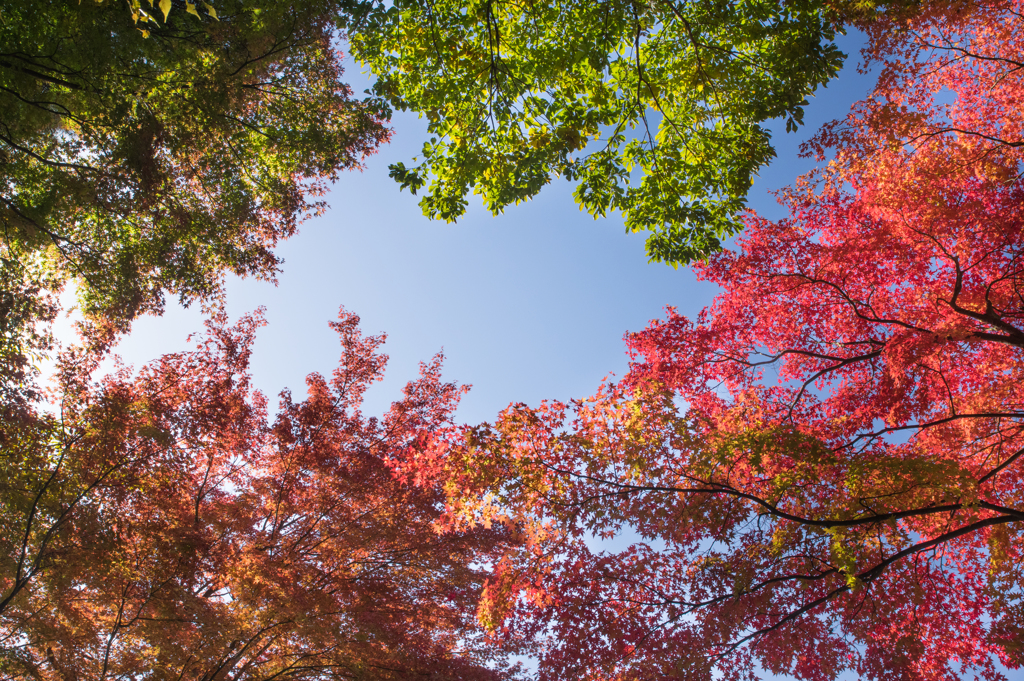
[4,0,1024,679]
[0,0,926,340]
[347,0,918,265]
[0,308,524,680]
[1,0,387,328]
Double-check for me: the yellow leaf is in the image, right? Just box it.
[138,28,150,38]
[159,0,171,21]
[186,1,200,18]
[203,1,218,19]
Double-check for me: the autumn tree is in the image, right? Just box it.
[0,308,524,680]
[347,0,919,265]
[399,3,1024,680]
[805,0,1024,179]
[1,0,387,329]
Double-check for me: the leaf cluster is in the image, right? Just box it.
[1,0,387,330]
[348,0,852,264]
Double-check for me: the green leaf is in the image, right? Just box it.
[349,0,847,265]
[2,0,388,328]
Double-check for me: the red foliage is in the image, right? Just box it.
[0,309,523,680]
[404,3,1024,680]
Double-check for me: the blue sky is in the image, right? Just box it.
[91,31,880,427]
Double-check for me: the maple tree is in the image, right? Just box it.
[399,2,1024,680]
[805,0,1024,176]
[0,308,523,680]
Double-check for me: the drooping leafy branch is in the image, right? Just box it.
[346,0,924,266]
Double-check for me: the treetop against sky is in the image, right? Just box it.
[3,0,1024,680]
[4,0,901,338]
